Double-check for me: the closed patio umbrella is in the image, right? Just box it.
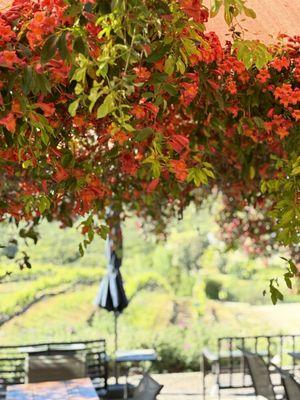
[94,216,128,355]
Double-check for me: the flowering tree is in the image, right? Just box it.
[0,0,299,297]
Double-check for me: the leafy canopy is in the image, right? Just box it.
[0,0,299,291]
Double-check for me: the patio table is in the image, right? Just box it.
[18,343,86,355]
[6,377,98,399]
[115,349,157,364]
[288,352,300,361]
[115,349,157,398]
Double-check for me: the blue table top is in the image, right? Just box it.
[115,349,157,363]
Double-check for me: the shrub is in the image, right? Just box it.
[205,278,222,300]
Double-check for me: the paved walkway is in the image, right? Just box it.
[129,372,256,400]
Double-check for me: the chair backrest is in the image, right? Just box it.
[242,350,276,400]
[0,339,107,391]
[26,354,86,383]
[133,373,163,400]
[281,372,300,400]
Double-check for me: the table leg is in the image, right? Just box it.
[123,367,128,400]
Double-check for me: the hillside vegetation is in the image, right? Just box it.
[0,203,299,372]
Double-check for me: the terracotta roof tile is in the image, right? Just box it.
[0,0,299,44]
[0,0,12,13]
[204,0,300,43]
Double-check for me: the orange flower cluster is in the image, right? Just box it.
[0,0,298,259]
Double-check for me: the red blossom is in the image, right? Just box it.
[112,130,130,145]
[154,59,165,72]
[179,0,209,24]
[0,113,16,133]
[86,22,101,37]
[26,11,57,49]
[132,105,146,119]
[292,110,300,121]
[120,153,138,176]
[0,0,298,264]
[54,165,69,182]
[35,102,56,117]
[274,84,300,107]
[180,82,198,106]
[0,50,21,68]
[147,179,159,193]
[0,19,15,42]
[225,77,237,95]
[170,159,188,181]
[133,66,151,83]
[257,69,270,84]
[271,56,290,72]
[168,135,190,153]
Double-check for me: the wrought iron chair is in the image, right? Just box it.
[275,368,300,400]
[131,373,163,400]
[0,339,108,398]
[202,334,300,399]
[103,373,163,400]
[242,350,278,400]
[26,354,86,383]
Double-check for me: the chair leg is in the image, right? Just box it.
[203,373,206,400]
[123,367,130,400]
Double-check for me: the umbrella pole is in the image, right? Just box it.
[114,311,118,383]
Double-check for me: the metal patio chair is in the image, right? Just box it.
[103,373,163,400]
[131,373,163,400]
[0,339,108,398]
[242,350,280,400]
[276,368,300,400]
[26,354,86,383]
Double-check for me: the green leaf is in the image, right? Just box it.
[41,131,49,146]
[203,168,215,179]
[65,3,82,17]
[68,99,80,117]
[22,160,33,169]
[61,151,74,168]
[97,62,108,78]
[281,209,294,225]
[41,34,59,64]
[181,38,198,56]
[73,36,89,56]
[135,128,154,142]
[151,160,161,178]
[176,58,186,74]
[188,167,210,187]
[22,67,33,95]
[288,260,298,275]
[284,273,292,289]
[99,225,109,240]
[163,83,178,96]
[291,166,300,176]
[57,31,69,60]
[97,93,115,119]
[79,243,84,257]
[71,66,87,83]
[151,72,168,83]
[233,40,272,69]
[38,196,50,213]
[270,284,283,305]
[147,44,172,63]
[249,166,255,180]
[88,85,101,112]
[164,56,175,75]
[210,0,222,17]
[244,6,256,19]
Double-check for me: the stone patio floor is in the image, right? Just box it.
[129,372,257,400]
